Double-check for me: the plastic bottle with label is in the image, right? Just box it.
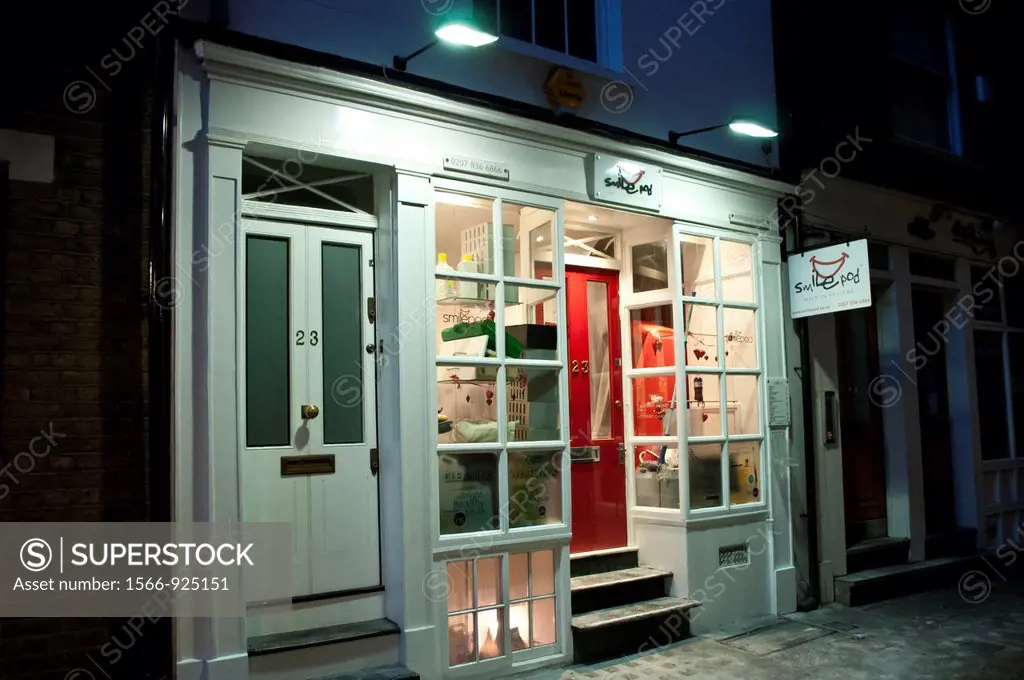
[457,254,478,299]
[435,253,456,299]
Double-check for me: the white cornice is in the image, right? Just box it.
[194,41,795,200]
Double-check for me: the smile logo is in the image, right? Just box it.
[809,252,849,279]
[616,164,646,187]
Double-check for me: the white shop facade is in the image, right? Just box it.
[171,40,799,680]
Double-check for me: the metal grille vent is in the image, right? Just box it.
[719,543,750,568]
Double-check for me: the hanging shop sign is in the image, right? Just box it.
[443,155,510,181]
[588,154,662,211]
[788,239,872,319]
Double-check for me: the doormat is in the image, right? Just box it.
[719,620,835,656]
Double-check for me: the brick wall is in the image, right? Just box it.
[0,40,165,680]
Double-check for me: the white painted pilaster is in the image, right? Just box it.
[877,247,927,561]
[949,259,982,534]
[389,170,439,680]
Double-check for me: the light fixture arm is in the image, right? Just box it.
[393,39,439,72]
[668,124,729,145]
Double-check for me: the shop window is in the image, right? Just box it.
[680,234,763,512]
[509,451,562,527]
[970,266,1003,324]
[909,253,957,280]
[476,0,605,64]
[680,234,715,299]
[564,223,617,262]
[868,243,890,271]
[446,550,558,667]
[434,190,567,541]
[629,231,763,513]
[1009,334,1024,455]
[1005,273,1024,329]
[438,453,500,534]
[631,241,669,293]
[974,331,1009,460]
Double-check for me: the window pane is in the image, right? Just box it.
[630,305,675,369]
[509,450,562,527]
[724,308,758,369]
[632,376,677,437]
[531,597,558,646]
[888,60,950,150]
[868,243,890,271]
[436,283,497,360]
[567,0,597,61]
[508,369,561,442]
[510,553,529,600]
[448,613,475,666]
[970,266,1003,323]
[587,281,612,439]
[477,608,504,659]
[503,203,555,280]
[729,440,762,505]
[1008,334,1024,454]
[684,303,717,366]
[680,234,715,299]
[690,443,724,510]
[564,223,615,260]
[437,367,500,445]
[975,331,1009,460]
[1005,273,1024,329]
[686,374,722,438]
[510,602,531,651]
[632,241,669,292]
[531,550,555,596]
[726,374,760,436]
[477,557,502,607]
[506,284,559,359]
[447,560,473,612]
[322,242,364,444]
[436,193,495,276]
[499,0,532,41]
[635,445,680,509]
[720,240,754,302]
[535,0,566,53]
[439,453,500,534]
[245,235,290,447]
[909,253,956,280]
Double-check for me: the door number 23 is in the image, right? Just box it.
[295,330,319,346]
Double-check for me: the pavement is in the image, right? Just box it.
[514,580,1024,679]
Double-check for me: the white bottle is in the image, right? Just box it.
[457,254,479,299]
[435,253,456,299]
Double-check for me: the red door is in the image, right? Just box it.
[566,267,627,554]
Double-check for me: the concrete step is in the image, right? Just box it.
[846,537,909,574]
[835,555,975,607]
[571,597,701,663]
[249,619,400,656]
[570,566,672,615]
[569,547,639,578]
[313,664,417,680]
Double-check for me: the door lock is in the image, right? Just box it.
[617,441,625,464]
[301,404,320,420]
[366,343,376,354]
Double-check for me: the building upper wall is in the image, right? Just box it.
[181,0,778,170]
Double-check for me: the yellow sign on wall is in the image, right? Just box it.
[544,67,585,111]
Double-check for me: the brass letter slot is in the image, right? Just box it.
[281,454,336,477]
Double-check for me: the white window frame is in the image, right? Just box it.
[430,178,571,552]
[483,0,624,75]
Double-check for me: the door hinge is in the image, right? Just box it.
[370,447,379,476]
[367,297,376,324]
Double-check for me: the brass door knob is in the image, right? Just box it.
[301,404,320,420]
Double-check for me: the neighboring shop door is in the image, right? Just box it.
[240,220,380,632]
[834,300,890,544]
[565,266,627,553]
